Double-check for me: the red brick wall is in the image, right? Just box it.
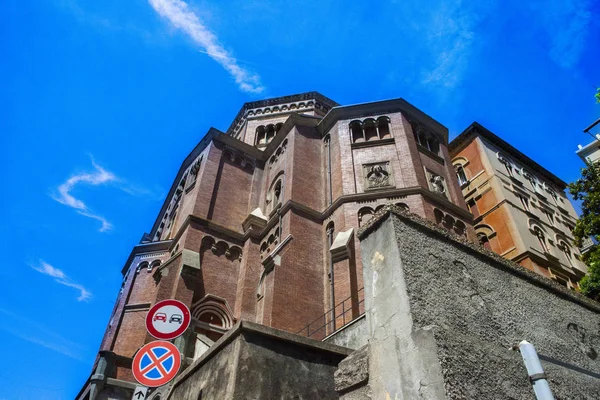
[207,152,255,232]
[290,125,325,210]
[194,241,240,309]
[112,309,147,357]
[270,210,325,333]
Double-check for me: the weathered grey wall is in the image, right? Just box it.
[168,321,351,400]
[168,333,238,400]
[326,315,368,350]
[357,208,600,399]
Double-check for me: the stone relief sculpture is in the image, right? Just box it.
[427,171,447,198]
[431,175,446,194]
[363,162,394,190]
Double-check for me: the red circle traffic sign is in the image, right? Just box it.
[132,341,181,387]
[146,299,191,340]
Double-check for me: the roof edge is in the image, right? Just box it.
[449,122,567,188]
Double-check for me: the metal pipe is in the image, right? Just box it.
[518,340,555,400]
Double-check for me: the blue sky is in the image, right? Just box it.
[1,0,599,398]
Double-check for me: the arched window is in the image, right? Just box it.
[273,181,282,204]
[558,240,575,268]
[454,220,466,237]
[522,170,539,193]
[326,221,335,237]
[395,202,409,211]
[427,136,440,154]
[149,260,161,272]
[477,232,491,250]
[358,207,375,227]
[255,125,267,148]
[350,117,392,143]
[377,116,391,139]
[532,226,549,253]
[497,153,514,177]
[350,121,364,143]
[265,124,276,143]
[137,262,149,273]
[443,215,455,231]
[267,175,284,214]
[455,165,468,185]
[413,122,439,154]
[363,119,378,141]
[434,208,444,225]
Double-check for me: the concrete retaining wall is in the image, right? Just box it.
[352,207,600,399]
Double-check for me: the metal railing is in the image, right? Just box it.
[296,287,364,340]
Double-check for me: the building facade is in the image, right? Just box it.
[576,118,600,165]
[76,92,473,399]
[449,122,587,288]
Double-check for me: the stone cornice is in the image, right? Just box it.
[225,91,339,135]
[318,98,448,143]
[120,240,172,275]
[449,122,566,188]
[163,186,472,251]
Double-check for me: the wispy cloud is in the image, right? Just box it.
[148,0,264,93]
[528,0,592,69]
[52,158,115,232]
[0,308,89,362]
[52,157,162,232]
[421,1,495,89]
[31,260,92,302]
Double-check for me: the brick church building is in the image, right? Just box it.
[76,92,475,399]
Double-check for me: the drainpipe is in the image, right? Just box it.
[327,226,335,332]
[518,340,554,400]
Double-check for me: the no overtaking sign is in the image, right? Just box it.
[145,299,191,340]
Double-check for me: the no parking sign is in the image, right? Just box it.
[132,341,181,387]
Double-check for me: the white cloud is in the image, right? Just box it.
[148,0,264,93]
[31,261,92,302]
[529,0,592,69]
[421,1,495,90]
[52,159,115,232]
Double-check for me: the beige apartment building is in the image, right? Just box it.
[450,122,587,288]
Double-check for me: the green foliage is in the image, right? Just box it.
[596,88,600,104]
[578,247,600,300]
[569,165,600,300]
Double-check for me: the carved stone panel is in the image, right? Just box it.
[426,170,448,198]
[363,162,394,191]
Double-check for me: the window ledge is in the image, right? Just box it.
[417,145,445,165]
[185,181,196,193]
[364,184,396,192]
[351,137,395,149]
[509,176,523,186]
